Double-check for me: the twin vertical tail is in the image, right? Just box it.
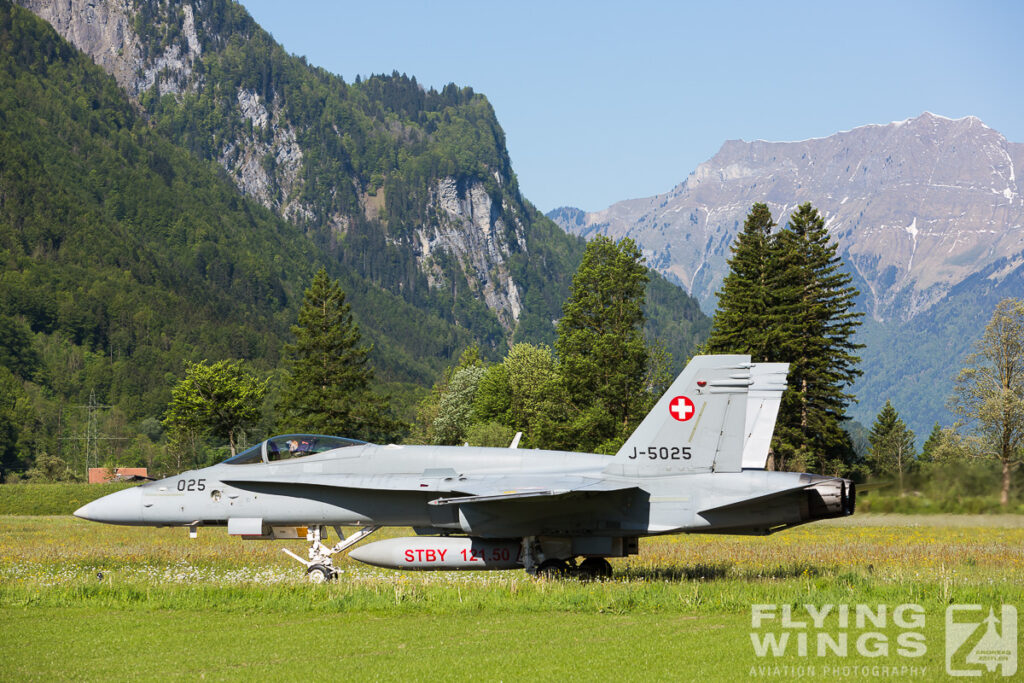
[614,355,789,474]
[741,363,789,469]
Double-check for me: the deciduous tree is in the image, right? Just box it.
[431,365,486,445]
[949,298,1024,506]
[163,359,267,459]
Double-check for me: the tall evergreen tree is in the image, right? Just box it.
[277,268,398,441]
[867,400,916,493]
[704,203,776,359]
[555,236,649,453]
[705,202,862,474]
[770,203,863,474]
[919,422,945,463]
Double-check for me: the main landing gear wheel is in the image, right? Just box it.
[536,559,570,579]
[306,563,335,583]
[578,557,613,580]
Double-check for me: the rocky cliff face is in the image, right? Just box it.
[553,113,1024,323]
[19,0,528,330]
[416,177,525,327]
[18,0,202,96]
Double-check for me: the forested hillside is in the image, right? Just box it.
[16,0,707,356]
[0,1,709,478]
[0,2,488,475]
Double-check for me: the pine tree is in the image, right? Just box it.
[919,423,944,462]
[867,400,916,494]
[555,236,649,452]
[277,268,398,441]
[770,203,863,474]
[704,203,776,359]
[704,202,862,474]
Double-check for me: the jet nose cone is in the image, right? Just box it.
[72,486,144,525]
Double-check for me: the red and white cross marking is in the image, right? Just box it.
[669,395,695,421]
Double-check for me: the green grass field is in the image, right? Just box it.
[1,514,1022,680]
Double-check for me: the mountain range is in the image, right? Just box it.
[550,113,1024,435]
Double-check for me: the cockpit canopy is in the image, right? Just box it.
[224,434,367,465]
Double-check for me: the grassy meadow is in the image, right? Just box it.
[1,514,1022,680]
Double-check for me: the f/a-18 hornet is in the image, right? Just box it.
[76,355,855,581]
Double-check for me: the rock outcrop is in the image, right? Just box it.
[415,178,525,326]
[18,0,530,331]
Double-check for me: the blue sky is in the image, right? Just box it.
[239,1,1022,213]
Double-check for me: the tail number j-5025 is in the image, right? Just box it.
[629,446,692,460]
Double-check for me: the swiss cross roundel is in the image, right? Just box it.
[669,395,695,422]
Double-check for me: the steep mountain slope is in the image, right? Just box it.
[0,0,710,479]
[16,0,708,359]
[550,114,1024,434]
[0,0,480,426]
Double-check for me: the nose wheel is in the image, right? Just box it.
[306,563,335,583]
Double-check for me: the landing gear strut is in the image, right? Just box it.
[282,525,380,582]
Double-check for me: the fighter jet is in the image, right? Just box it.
[74,355,855,581]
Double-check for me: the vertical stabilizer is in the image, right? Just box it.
[741,363,789,469]
[615,355,751,473]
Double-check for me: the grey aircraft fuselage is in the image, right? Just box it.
[74,356,856,576]
[78,445,839,537]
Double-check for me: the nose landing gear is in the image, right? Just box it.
[281,525,380,582]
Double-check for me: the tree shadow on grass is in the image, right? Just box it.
[616,562,826,582]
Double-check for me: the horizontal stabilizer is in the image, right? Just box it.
[699,475,855,523]
[698,481,835,514]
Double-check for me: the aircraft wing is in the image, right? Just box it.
[427,476,636,506]
[219,472,636,502]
